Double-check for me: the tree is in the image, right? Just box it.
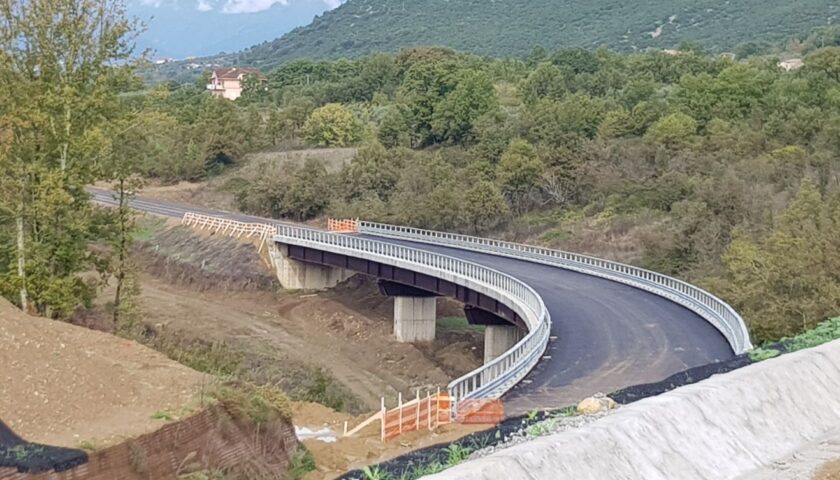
[464,181,509,233]
[520,63,566,104]
[804,47,840,83]
[431,70,497,143]
[713,179,840,342]
[280,159,332,220]
[598,109,634,138]
[398,59,459,145]
[343,142,401,201]
[0,0,136,315]
[302,103,362,147]
[101,117,146,328]
[495,139,544,212]
[645,112,698,149]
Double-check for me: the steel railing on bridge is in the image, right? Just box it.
[357,221,753,354]
[273,224,552,412]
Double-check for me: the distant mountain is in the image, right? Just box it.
[128,0,335,59]
[216,0,838,70]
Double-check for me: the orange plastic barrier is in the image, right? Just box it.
[327,218,359,233]
[382,392,451,442]
[456,399,505,425]
[370,393,503,442]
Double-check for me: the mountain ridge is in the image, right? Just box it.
[208,0,838,70]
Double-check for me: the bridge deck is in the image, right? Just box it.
[89,188,734,414]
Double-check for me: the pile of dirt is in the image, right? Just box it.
[0,299,208,449]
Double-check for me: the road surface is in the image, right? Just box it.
[90,187,734,414]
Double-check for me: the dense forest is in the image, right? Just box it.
[3,0,840,348]
[196,0,840,71]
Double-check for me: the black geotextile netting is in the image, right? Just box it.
[338,355,756,479]
[610,354,754,404]
[0,421,88,473]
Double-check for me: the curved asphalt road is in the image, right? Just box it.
[89,188,734,414]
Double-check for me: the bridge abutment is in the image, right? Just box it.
[272,243,352,290]
[484,325,525,364]
[393,296,437,342]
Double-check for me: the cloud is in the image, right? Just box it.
[220,0,343,14]
[196,0,213,11]
[222,0,286,14]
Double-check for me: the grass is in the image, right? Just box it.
[209,383,292,425]
[437,316,485,332]
[151,410,176,421]
[750,317,840,362]
[78,440,97,452]
[289,446,316,479]
[132,216,168,242]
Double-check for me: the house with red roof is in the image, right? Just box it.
[206,67,263,100]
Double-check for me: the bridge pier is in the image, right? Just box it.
[272,243,352,290]
[393,296,436,342]
[484,325,525,364]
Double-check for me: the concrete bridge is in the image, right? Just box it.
[90,188,751,415]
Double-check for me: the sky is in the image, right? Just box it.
[128,0,344,59]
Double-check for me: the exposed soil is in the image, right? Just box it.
[130,272,482,411]
[291,402,486,480]
[121,221,485,478]
[816,460,840,479]
[0,299,207,450]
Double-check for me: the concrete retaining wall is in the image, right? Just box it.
[427,340,840,480]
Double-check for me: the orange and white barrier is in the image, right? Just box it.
[327,218,359,233]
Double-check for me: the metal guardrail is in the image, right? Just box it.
[358,222,753,354]
[273,224,552,410]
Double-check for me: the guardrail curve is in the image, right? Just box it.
[358,221,753,354]
[273,224,552,411]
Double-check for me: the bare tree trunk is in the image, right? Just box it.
[16,214,27,312]
[113,179,126,323]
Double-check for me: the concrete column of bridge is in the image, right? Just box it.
[272,243,352,290]
[393,296,437,343]
[484,325,525,364]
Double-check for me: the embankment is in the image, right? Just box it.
[427,339,840,480]
[0,404,297,480]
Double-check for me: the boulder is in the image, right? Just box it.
[576,393,617,415]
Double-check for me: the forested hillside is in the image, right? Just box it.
[216,0,838,69]
[114,42,840,345]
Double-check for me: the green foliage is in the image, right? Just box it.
[431,70,497,143]
[0,0,137,317]
[302,103,363,147]
[782,317,840,352]
[644,112,698,148]
[496,140,544,211]
[210,383,293,425]
[206,0,839,69]
[290,447,317,480]
[749,347,781,362]
[712,179,840,342]
[464,181,510,233]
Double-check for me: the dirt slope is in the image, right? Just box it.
[0,299,207,449]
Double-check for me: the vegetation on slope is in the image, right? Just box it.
[198,44,840,344]
[208,0,840,70]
